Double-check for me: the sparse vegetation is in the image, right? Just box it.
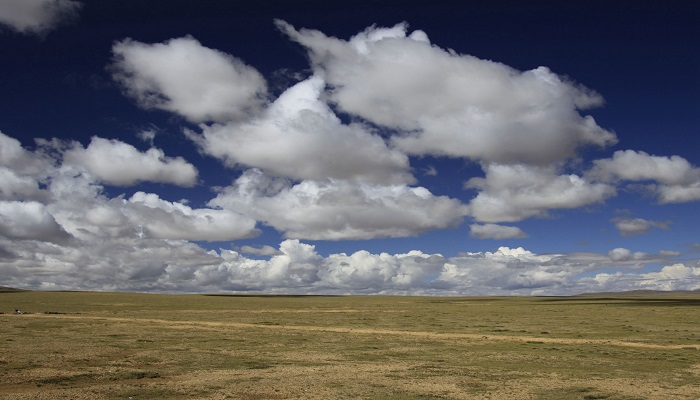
[1,291,699,399]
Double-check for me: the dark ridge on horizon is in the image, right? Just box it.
[203,294,347,298]
[1,288,698,297]
[576,289,700,297]
[0,286,29,293]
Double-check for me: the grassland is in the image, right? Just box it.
[1,291,699,399]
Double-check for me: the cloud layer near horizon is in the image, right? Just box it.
[1,233,696,294]
[1,20,699,294]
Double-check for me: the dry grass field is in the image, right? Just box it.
[1,291,699,399]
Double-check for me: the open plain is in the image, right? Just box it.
[1,291,699,399]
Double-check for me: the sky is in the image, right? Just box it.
[0,0,698,295]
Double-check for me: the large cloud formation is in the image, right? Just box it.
[1,127,692,294]
[112,36,268,123]
[276,20,617,165]
[209,169,467,240]
[1,233,694,294]
[186,75,412,185]
[2,20,699,295]
[0,131,258,245]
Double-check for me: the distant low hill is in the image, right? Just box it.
[0,286,28,293]
[577,289,699,297]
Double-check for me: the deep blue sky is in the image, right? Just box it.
[0,0,698,294]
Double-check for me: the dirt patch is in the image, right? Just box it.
[23,313,699,351]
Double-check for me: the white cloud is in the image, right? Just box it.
[591,150,699,184]
[0,223,693,294]
[647,264,699,281]
[589,150,700,203]
[137,127,158,146]
[47,189,260,243]
[238,245,282,257]
[63,136,198,187]
[126,192,259,242]
[0,132,53,203]
[0,167,46,201]
[209,169,467,240]
[0,0,81,34]
[0,200,72,243]
[608,247,649,262]
[469,223,527,239]
[277,20,616,165]
[612,217,670,237]
[0,131,258,244]
[187,76,412,185]
[321,249,447,291]
[1,22,696,296]
[111,36,267,123]
[0,131,50,176]
[466,164,615,223]
[655,184,700,204]
[588,264,700,292]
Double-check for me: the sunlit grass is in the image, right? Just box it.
[1,291,699,399]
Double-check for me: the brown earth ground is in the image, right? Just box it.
[1,291,699,399]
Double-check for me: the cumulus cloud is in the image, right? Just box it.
[277,20,616,165]
[589,150,700,203]
[466,164,615,222]
[612,217,670,237]
[0,132,53,203]
[2,21,695,296]
[0,200,72,243]
[43,186,260,244]
[321,249,447,291]
[0,167,46,201]
[0,131,50,176]
[469,223,527,239]
[111,36,267,123]
[41,171,260,243]
[587,264,700,293]
[187,76,412,185]
[0,131,259,245]
[209,169,467,240]
[126,192,259,242]
[0,223,694,294]
[62,136,198,187]
[0,0,81,34]
[608,247,649,262]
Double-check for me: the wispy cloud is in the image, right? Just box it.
[612,217,670,237]
[0,0,81,35]
[469,223,527,239]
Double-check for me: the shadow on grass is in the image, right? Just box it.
[538,297,700,307]
[203,294,345,298]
